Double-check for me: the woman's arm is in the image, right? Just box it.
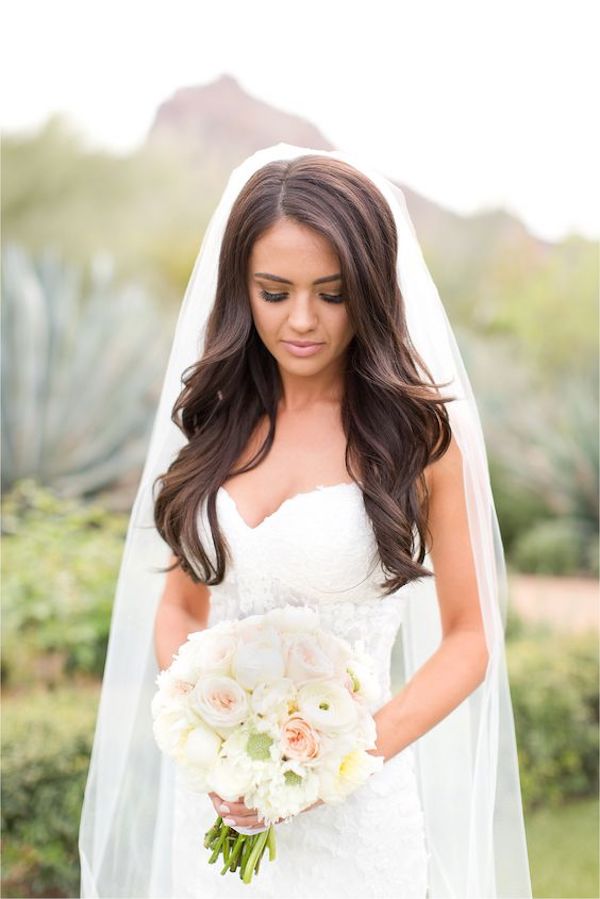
[154,553,212,670]
[368,432,489,762]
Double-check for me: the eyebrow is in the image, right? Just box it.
[254,272,342,285]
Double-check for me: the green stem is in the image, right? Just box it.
[242,828,271,884]
[208,825,228,864]
[203,815,223,849]
[267,824,277,861]
[238,836,255,879]
[222,832,245,875]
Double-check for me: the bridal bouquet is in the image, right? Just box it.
[151,604,384,884]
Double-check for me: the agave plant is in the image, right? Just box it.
[1,242,173,498]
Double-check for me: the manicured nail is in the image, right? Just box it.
[223,817,236,826]
[219,804,230,814]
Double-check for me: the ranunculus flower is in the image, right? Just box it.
[232,636,286,691]
[318,749,384,802]
[191,675,249,729]
[280,714,321,765]
[346,658,381,705]
[297,680,359,733]
[284,634,336,686]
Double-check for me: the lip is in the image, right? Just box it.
[282,340,325,357]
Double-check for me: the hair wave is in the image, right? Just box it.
[153,155,456,596]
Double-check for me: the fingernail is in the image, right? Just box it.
[223,817,236,826]
[219,804,230,814]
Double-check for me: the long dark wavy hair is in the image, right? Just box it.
[153,155,456,596]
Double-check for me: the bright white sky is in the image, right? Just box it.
[2,0,598,242]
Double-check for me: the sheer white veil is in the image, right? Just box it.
[78,142,532,898]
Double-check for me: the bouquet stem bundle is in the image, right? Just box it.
[204,816,276,883]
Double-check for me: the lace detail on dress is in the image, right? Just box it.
[170,483,431,898]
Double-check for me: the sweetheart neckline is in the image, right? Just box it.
[218,481,363,532]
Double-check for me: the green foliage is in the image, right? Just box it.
[1,479,126,686]
[512,516,598,576]
[507,630,599,810]
[1,684,100,899]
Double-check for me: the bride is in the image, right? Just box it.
[78,144,532,898]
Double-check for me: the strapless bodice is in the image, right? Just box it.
[193,481,426,709]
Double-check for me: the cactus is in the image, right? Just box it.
[1,242,171,498]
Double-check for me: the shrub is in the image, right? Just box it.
[1,479,126,686]
[512,516,596,575]
[1,684,100,898]
[507,630,599,810]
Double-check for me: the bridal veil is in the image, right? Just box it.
[78,142,532,898]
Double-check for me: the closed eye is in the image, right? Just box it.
[259,289,344,304]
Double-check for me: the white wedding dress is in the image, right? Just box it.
[171,481,431,899]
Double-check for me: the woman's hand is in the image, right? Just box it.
[208,791,325,830]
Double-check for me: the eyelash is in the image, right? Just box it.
[259,289,345,304]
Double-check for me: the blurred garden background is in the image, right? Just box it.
[1,72,598,898]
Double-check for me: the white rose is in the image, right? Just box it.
[236,615,278,643]
[232,635,286,691]
[191,675,249,729]
[196,632,237,675]
[317,632,354,679]
[284,633,336,686]
[297,680,359,734]
[168,639,206,684]
[153,670,196,713]
[170,627,238,681]
[179,720,222,768]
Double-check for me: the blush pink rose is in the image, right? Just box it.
[280,714,321,764]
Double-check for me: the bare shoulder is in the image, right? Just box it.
[425,430,463,495]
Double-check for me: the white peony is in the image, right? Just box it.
[232,634,286,691]
[153,706,193,758]
[297,680,359,734]
[206,754,255,802]
[266,605,320,634]
[179,720,222,768]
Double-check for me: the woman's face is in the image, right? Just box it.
[247,218,355,377]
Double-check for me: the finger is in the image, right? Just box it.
[219,800,257,818]
[223,814,261,828]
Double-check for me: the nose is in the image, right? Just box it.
[286,293,319,333]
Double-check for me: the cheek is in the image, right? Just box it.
[249,296,276,335]
[331,308,354,344]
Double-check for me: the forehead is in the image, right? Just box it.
[250,219,339,269]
